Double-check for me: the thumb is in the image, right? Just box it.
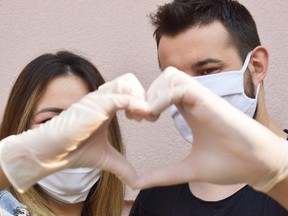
[135,157,196,189]
[101,145,140,188]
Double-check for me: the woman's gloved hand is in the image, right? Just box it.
[0,73,149,193]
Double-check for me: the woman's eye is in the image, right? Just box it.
[31,116,52,125]
[39,118,51,124]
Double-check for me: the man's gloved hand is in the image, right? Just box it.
[0,73,149,193]
[138,66,288,193]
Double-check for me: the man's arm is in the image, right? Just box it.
[137,67,288,210]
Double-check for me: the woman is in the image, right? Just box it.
[0,51,125,215]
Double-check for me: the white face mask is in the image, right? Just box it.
[170,52,260,144]
[38,167,101,204]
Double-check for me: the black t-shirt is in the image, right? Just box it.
[130,130,288,216]
[130,183,288,216]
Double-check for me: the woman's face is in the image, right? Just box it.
[30,75,89,129]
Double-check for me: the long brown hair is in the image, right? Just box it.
[0,51,124,216]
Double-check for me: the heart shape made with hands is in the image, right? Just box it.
[2,66,284,194]
[106,66,287,193]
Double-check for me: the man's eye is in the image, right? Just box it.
[200,68,219,76]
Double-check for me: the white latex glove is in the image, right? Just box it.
[138,66,288,192]
[0,73,149,193]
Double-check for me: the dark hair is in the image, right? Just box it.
[150,0,261,61]
[0,51,124,216]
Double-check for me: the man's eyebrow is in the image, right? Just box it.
[192,58,222,68]
[35,107,63,115]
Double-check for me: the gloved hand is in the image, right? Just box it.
[138,66,288,193]
[0,73,149,193]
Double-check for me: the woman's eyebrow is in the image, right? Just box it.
[34,107,63,115]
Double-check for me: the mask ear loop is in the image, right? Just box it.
[243,51,260,107]
[240,51,253,74]
[241,51,260,99]
[254,82,260,101]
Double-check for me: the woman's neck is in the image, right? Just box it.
[48,198,84,216]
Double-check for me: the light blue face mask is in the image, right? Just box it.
[170,52,260,143]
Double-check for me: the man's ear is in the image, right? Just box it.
[248,46,269,85]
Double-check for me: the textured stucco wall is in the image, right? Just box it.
[0,0,287,202]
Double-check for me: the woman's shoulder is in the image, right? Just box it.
[0,190,32,216]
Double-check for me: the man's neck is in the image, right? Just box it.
[254,102,288,139]
[188,182,246,201]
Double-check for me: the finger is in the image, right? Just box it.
[99,94,150,116]
[146,66,192,102]
[143,113,160,122]
[125,109,161,122]
[125,110,143,121]
[148,86,189,115]
[125,110,150,122]
[124,97,153,121]
[99,73,146,99]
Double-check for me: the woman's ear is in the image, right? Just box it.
[248,46,269,85]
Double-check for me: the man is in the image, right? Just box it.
[130,0,288,215]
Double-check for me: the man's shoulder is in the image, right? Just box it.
[139,183,188,199]
[284,129,288,140]
[130,183,190,216]
[135,183,192,209]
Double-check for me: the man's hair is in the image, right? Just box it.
[150,0,261,61]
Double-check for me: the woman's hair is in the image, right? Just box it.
[0,51,124,216]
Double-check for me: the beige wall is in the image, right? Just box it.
[0,0,287,202]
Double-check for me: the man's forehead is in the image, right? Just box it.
[159,21,231,45]
[158,22,238,66]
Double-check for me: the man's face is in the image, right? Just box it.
[158,21,255,97]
